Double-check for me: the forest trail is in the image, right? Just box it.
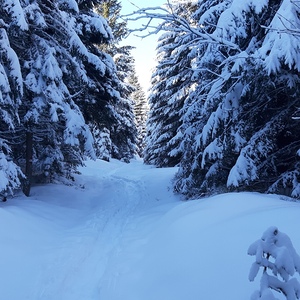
[0,159,178,300]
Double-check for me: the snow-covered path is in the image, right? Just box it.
[0,159,178,300]
[34,160,152,300]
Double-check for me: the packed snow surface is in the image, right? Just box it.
[1,158,300,300]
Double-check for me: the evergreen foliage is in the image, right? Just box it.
[144,1,198,167]
[141,0,300,198]
[175,0,300,198]
[0,0,138,195]
[0,27,23,194]
[128,73,148,157]
[97,0,137,162]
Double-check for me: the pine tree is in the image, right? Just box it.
[0,0,140,195]
[61,0,122,162]
[144,31,178,167]
[14,0,99,195]
[132,0,300,198]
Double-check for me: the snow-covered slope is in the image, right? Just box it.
[0,159,299,300]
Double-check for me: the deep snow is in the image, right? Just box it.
[0,158,299,300]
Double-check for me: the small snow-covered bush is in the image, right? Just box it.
[248,226,300,300]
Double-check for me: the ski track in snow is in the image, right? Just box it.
[37,162,153,299]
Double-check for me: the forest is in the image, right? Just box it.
[0,0,148,197]
[1,0,300,199]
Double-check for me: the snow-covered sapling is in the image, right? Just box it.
[248,226,300,300]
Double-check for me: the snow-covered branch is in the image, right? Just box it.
[122,4,241,52]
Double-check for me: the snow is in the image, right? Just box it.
[227,151,257,187]
[69,32,106,75]
[0,63,10,94]
[24,3,46,27]
[3,0,28,30]
[0,152,21,193]
[57,0,79,13]
[248,226,300,299]
[88,14,112,40]
[0,29,23,95]
[257,0,300,74]
[1,158,300,300]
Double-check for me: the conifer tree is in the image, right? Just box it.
[62,0,123,162]
[144,0,197,167]
[174,0,300,198]
[11,0,102,195]
[0,27,23,195]
[128,73,148,157]
[1,0,122,195]
[95,0,138,161]
[144,31,178,167]
[133,0,300,198]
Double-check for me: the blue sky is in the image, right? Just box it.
[120,0,166,93]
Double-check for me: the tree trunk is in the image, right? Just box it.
[23,131,33,197]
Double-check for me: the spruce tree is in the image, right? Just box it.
[1,0,121,195]
[144,0,197,167]
[128,73,148,157]
[12,0,100,195]
[62,0,122,162]
[174,0,300,198]
[132,0,300,198]
[0,27,23,195]
[95,0,138,161]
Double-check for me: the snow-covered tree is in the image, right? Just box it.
[144,31,179,167]
[1,0,129,195]
[144,0,197,167]
[93,126,112,161]
[9,0,104,195]
[61,0,123,162]
[131,0,300,198]
[171,0,300,198]
[128,73,148,157]
[248,226,300,300]
[0,27,23,195]
[95,0,138,161]
[0,0,141,195]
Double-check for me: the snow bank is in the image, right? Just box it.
[106,192,300,300]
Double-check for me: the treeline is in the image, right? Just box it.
[0,0,147,196]
[144,0,300,198]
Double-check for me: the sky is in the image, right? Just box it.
[120,0,167,93]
